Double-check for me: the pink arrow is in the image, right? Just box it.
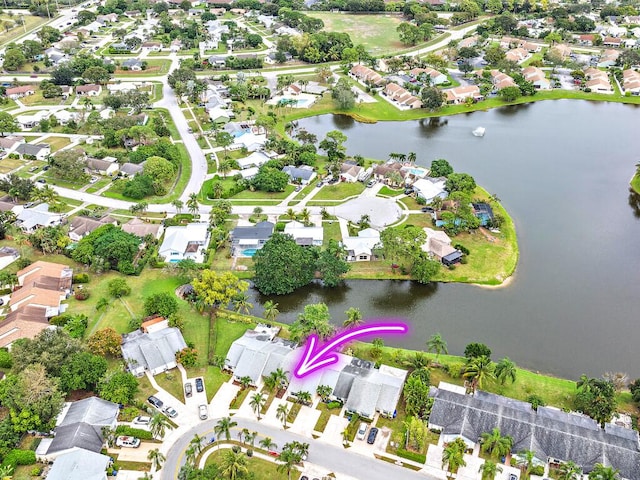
[293,321,409,378]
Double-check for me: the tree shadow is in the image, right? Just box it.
[628,188,640,219]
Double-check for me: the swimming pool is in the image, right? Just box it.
[242,248,258,257]
[295,98,311,107]
[405,167,427,176]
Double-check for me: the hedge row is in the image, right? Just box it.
[396,448,426,464]
[114,425,153,440]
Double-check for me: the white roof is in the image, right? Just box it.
[283,221,324,243]
[413,178,446,200]
[17,203,61,230]
[342,229,380,256]
[159,223,209,256]
[422,227,451,252]
[46,449,110,480]
[237,151,271,170]
[233,132,266,150]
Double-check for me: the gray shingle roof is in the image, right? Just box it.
[59,397,119,427]
[47,422,104,454]
[282,165,315,181]
[121,327,187,373]
[231,221,274,241]
[429,387,640,478]
[46,449,111,480]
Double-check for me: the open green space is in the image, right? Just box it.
[0,157,25,174]
[306,13,405,56]
[378,186,403,197]
[47,136,72,152]
[312,182,365,201]
[322,221,342,246]
[115,59,172,76]
[19,90,69,107]
[204,449,298,480]
[0,14,47,46]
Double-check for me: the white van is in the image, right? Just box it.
[356,422,368,441]
[116,436,140,448]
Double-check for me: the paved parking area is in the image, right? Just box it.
[108,441,157,462]
[289,405,321,437]
[319,414,349,446]
[334,197,402,229]
[209,381,239,415]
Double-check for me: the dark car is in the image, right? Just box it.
[148,395,163,409]
[195,377,204,393]
[367,427,379,444]
[184,382,193,397]
[508,475,518,480]
[42,165,49,171]
[36,179,46,184]
[421,207,434,213]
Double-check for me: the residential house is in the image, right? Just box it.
[119,162,144,177]
[340,162,365,183]
[349,64,384,87]
[577,34,595,46]
[76,84,102,96]
[428,383,640,480]
[97,13,118,23]
[264,51,293,64]
[0,135,25,153]
[282,165,316,185]
[230,221,274,257]
[68,216,118,242]
[121,58,144,71]
[237,151,272,170]
[490,70,517,90]
[121,217,163,239]
[500,36,523,49]
[409,67,448,85]
[16,111,49,130]
[472,202,495,226]
[46,449,111,480]
[0,306,52,348]
[15,204,63,233]
[121,325,187,376]
[141,41,162,52]
[443,85,483,104]
[505,47,529,63]
[382,83,423,109]
[44,47,68,65]
[603,36,622,48]
[284,83,302,96]
[412,177,447,203]
[522,66,551,89]
[585,68,613,93]
[86,157,119,176]
[623,69,640,94]
[458,35,478,49]
[521,41,541,52]
[342,228,380,262]
[598,49,620,68]
[421,227,462,265]
[275,26,301,36]
[52,109,80,125]
[550,43,572,60]
[372,162,407,185]
[0,199,22,215]
[257,14,276,28]
[159,223,210,263]
[283,220,323,247]
[15,143,50,160]
[36,397,119,461]
[5,85,36,99]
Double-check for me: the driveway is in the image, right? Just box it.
[288,405,321,437]
[108,441,158,462]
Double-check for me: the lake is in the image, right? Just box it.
[249,100,640,380]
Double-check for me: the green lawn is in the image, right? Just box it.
[115,59,171,76]
[0,15,47,47]
[313,182,365,200]
[46,136,72,152]
[200,177,295,203]
[19,90,68,107]
[378,186,403,197]
[0,157,25,174]
[307,13,405,56]
[631,172,640,194]
[314,402,342,433]
[155,370,185,401]
[322,221,342,246]
[204,450,297,480]
[398,196,422,210]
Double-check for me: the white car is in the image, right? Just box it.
[116,436,140,448]
[132,415,151,425]
[89,176,99,184]
[356,422,368,441]
[198,404,208,420]
[163,406,178,418]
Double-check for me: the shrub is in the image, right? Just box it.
[2,449,36,467]
[0,288,11,295]
[30,466,42,476]
[15,258,32,269]
[275,222,286,232]
[114,425,153,440]
[396,448,426,464]
[232,445,241,453]
[176,347,198,367]
[531,466,545,476]
[453,243,470,255]
[0,348,11,369]
[108,278,131,298]
[74,289,90,300]
[72,273,90,284]
[246,449,253,457]
[326,401,342,410]
[444,363,463,379]
[49,314,71,327]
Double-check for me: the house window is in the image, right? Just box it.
[358,255,368,260]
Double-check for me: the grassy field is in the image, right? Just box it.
[47,136,72,152]
[378,186,403,197]
[115,59,172,76]
[631,172,640,194]
[307,13,405,56]
[204,450,297,480]
[313,182,365,201]
[19,90,69,107]
[0,15,47,47]
[0,157,25,174]
[322,220,342,246]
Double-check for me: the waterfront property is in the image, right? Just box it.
[230,220,274,257]
[342,228,381,262]
[159,223,210,263]
[283,220,323,247]
[428,382,640,479]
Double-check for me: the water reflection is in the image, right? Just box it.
[628,188,640,219]
[368,280,438,310]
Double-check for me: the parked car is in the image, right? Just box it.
[198,404,208,420]
[421,207,434,213]
[509,475,518,480]
[356,422,368,440]
[366,180,376,188]
[89,176,99,184]
[163,406,178,418]
[0,299,4,306]
[184,382,192,397]
[36,179,46,184]
[116,436,140,448]
[133,415,151,425]
[316,181,323,188]
[294,185,302,192]
[195,377,204,393]
[367,427,379,444]
[42,165,49,171]
[148,395,163,409]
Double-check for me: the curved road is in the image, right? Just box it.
[162,416,435,480]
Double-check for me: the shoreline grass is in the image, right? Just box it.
[631,172,640,194]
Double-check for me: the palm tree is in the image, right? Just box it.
[0,465,13,480]
[480,428,513,460]
[220,450,248,480]
[442,438,467,479]
[479,460,503,480]
[259,437,277,451]
[239,376,252,390]
[588,464,620,480]
[558,461,582,480]
[516,450,536,480]
[298,208,311,225]
[276,448,300,480]
[285,208,297,220]
[426,333,448,359]
[270,367,289,391]
[219,159,235,178]
[463,355,495,394]
[214,416,238,444]
[316,384,332,402]
[276,403,289,429]
[171,199,184,213]
[187,193,199,216]
[407,151,417,164]
[250,392,266,420]
[295,391,312,406]
[189,433,204,457]
[32,184,58,204]
[495,357,517,385]
[403,352,430,371]
[239,428,249,444]
[147,448,165,471]
[233,292,253,315]
[185,445,197,466]
[150,413,173,439]
[343,307,363,328]
[263,300,279,322]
